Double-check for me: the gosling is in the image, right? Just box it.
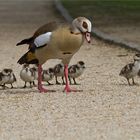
[119,54,140,85]
[20,64,36,88]
[68,61,85,85]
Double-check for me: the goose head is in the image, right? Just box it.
[23,64,29,68]
[71,17,92,43]
[77,61,85,69]
[2,68,12,76]
[134,54,140,62]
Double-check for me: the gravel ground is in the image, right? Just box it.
[0,0,140,140]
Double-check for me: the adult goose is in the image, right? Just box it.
[17,17,92,93]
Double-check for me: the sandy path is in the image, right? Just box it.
[0,0,140,140]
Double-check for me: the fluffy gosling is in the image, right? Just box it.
[68,61,85,85]
[20,64,36,88]
[53,63,65,85]
[119,54,140,85]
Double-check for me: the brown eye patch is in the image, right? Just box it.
[82,21,88,29]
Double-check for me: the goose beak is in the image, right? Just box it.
[85,32,91,43]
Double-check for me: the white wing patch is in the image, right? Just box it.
[34,32,52,47]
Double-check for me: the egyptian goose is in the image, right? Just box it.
[20,64,36,88]
[68,61,85,85]
[4,69,16,88]
[53,63,65,85]
[119,54,140,85]
[17,17,92,92]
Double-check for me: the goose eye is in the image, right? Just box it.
[82,21,88,29]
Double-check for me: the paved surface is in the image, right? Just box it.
[0,0,140,140]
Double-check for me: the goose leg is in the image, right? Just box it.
[55,76,61,85]
[63,65,82,93]
[38,65,55,92]
[62,76,65,85]
[2,84,6,89]
[33,81,36,87]
[63,64,71,92]
[132,78,136,85]
[126,78,131,86]
[73,78,78,85]
[68,76,72,85]
[30,82,32,88]
[47,81,53,85]
[23,82,27,88]
[11,84,14,89]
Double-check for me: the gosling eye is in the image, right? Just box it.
[82,21,88,29]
